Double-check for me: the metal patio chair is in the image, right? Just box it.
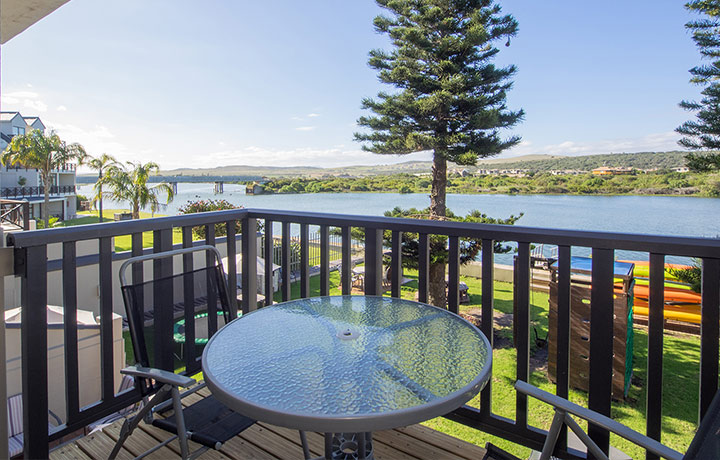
[515,380,687,460]
[110,246,255,460]
[6,393,62,458]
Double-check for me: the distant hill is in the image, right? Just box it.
[74,151,691,183]
[478,151,689,172]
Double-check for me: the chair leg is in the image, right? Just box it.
[539,409,565,460]
[300,431,311,459]
[109,385,172,460]
[171,386,190,460]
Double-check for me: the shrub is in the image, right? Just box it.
[178,199,243,240]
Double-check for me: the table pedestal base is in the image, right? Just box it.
[324,432,373,460]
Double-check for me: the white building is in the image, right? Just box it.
[0,112,78,221]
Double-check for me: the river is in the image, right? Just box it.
[77,183,719,263]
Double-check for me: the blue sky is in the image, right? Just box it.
[0,0,701,170]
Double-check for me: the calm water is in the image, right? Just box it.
[78,183,719,262]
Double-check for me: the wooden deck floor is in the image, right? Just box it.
[50,387,488,460]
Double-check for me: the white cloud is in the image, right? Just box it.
[307,113,320,117]
[56,105,68,112]
[24,99,48,112]
[290,116,304,121]
[50,122,145,169]
[295,126,315,131]
[504,131,681,158]
[1,90,48,113]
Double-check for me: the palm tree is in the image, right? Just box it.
[86,153,118,222]
[97,161,174,219]
[1,129,86,227]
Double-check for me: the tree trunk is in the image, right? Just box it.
[43,172,50,228]
[430,154,447,218]
[98,172,103,222]
[132,203,140,220]
[428,260,446,308]
[427,153,449,307]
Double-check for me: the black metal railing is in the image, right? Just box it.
[0,199,29,231]
[6,208,720,459]
[1,185,76,198]
[3,163,76,172]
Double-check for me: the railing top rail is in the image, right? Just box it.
[246,209,720,258]
[0,198,27,205]
[6,207,720,258]
[7,208,250,247]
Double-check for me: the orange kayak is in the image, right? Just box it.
[632,284,702,304]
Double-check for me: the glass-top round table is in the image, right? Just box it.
[202,295,492,459]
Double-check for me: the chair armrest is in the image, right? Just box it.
[48,409,62,427]
[121,366,196,388]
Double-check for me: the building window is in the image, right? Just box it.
[12,126,25,136]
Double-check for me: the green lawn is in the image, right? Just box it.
[70,210,186,251]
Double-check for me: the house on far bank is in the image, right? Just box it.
[673,166,690,173]
[0,111,78,222]
[246,182,265,195]
[592,166,634,176]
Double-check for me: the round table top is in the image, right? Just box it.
[202,295,492,433]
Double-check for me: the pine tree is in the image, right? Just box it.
[355,0,523,305]
[677,0,720,171]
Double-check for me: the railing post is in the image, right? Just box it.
[300,223,310,298]
[19,245,49,459]
[242,217,258,313]
[226,220,238,316]
[479,240,494,417]
[514,242,531,428]
[22,202,29,231]
[153,229,173,371]
[0,239,13,459]
[390,231,402,298]
[320,226,330,296]
[645,253,665,460]
[364,228,383,296]
[588,247,614,457]
[418,233,429,303]
[700,257,720,421]
[264,220,275,305]
[341,227,352,295]
[281,222,291,302]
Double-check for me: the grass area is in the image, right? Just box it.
[70,210,186,251]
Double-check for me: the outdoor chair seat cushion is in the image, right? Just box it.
[8,433,23,458]
[153,395,255,448]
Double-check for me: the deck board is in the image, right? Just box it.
[49,442,93,460]
[51,391,488,460]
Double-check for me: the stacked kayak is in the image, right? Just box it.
[620,260,701,324]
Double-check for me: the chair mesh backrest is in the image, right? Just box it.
[121,260,232,369]
[7,394,23,437]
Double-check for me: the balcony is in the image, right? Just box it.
[0,185,76,199]
[5,208,720,459]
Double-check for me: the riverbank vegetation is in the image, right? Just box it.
[261,170,720,197]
